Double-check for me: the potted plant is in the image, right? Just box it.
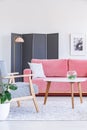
[0,83,17,120]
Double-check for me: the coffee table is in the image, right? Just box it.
[43,77,87,108]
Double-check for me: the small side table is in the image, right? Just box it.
[43,77,87,108]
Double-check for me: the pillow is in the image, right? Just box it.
[28,62,46,79]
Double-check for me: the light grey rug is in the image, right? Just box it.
[7,97,87,120]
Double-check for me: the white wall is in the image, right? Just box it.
[0,0,87,72]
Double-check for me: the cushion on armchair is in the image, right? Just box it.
[11,82,39,98]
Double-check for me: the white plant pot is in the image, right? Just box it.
[0,102,10,120]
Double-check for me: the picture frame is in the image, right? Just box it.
[70,33,86,55]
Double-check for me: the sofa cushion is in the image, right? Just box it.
[31,59,68,77]
[69,59,87,77]
[28,62,46,79]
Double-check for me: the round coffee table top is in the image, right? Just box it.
[43,77,87,83]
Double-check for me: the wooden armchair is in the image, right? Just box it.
[0,60,39,112]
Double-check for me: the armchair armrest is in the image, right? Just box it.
[8,72,19,76]
[3,74,33,79]
[2,74,34,83]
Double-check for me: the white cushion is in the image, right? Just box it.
[28,62,46,79]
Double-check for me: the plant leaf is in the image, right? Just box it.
[9,84,17,90]
[0,94,7,104]
[5,91,11,101]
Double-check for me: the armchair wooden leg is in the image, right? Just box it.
[28,77,39,112]
[33,96,39,112]
[17,101,20,107]
[44,81,51,105]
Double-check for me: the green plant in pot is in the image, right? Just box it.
[0,83,17,120]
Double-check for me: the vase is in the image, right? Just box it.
[67,71,77,79]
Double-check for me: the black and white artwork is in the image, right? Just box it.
[71,34,86,55]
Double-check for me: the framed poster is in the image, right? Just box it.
[70,33,86,55]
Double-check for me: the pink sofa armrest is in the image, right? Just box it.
[23,68,32,82]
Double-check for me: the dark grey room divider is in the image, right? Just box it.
[11,33,59,74]
[22,34,47,70]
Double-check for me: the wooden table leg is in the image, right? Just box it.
[71,83,74,109]
[78,82,83,103]
[17,101,20,107]
[44,81,51,105]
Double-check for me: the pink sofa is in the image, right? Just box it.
[23,59,87,96]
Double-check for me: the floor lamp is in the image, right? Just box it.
[14,36,24,72]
